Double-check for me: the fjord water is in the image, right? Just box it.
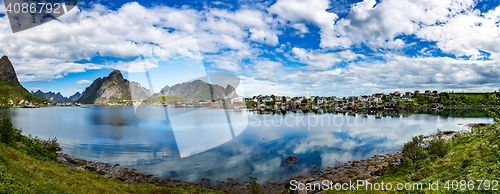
[2,107,492,183]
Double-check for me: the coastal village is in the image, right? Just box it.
[13,89,500,116]
[245,90,448,115]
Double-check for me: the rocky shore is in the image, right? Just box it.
[55,129,467,194]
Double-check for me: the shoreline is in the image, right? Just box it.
[55,128,469,193]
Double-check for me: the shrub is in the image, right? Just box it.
[428,129,450,158]
[249,176,261,194]
[43,137,61,152]
[0,114,21,145]
[486,94,500,124]
[402,135,426,161]
[19,135,58,161]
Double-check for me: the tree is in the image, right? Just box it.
[0,114,21,145]
[249,176,261,194]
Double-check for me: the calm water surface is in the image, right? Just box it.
[2,106,492,183]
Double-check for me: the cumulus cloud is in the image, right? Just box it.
[0,2,280,81]
[270,0,483,52]
[322,0,478,49]
[291,48,362,70]
[239,75,301,97]
[270,55,500,97]
[269,0,337,33]
[76,80,92,85]
[0,0,499,96]
[417,6,500,59]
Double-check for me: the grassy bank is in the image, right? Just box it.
[321,108,500,193]
[0,114,220,194]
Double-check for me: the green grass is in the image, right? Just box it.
[0,144,221,194]
[143,95,187,103]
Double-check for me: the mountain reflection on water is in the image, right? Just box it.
[2,106,493,183]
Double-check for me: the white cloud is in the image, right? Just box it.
[416,6,500,59]
[239,76,301,97]
[291,48,362,70]
[76,80,92,85]
[291,23,309,34]
[1,0,499,96]
[270,55,500,96]
[0,2,280,81]
[314,0,477,49]
[269,0,337,33]
[249,60,286,79]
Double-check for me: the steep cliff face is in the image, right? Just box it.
[0,56,48,103]
[76,77,104,104]
[76,70,151,104]
[156,80,237,101]
[0,56,20,84]
[32,90,70,103]
[93,70,131,103]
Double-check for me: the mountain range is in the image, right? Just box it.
[76,70,238,104]
[31,90,81,103]
[0,56,48,104]
[156,79,237,101]
[0,55,238,105]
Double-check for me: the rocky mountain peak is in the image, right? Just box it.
[68,92,82,102]
[76,70,133,104]
[0,55,20,84]
[108,70,124,81]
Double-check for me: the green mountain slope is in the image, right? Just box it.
[0,56,48,104]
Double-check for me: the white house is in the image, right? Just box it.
[401,95,412,101]
[262,97,273,102]
[317,97,327,104]
[231,96,244,105]
[358,95,370,102]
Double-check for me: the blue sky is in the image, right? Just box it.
[0,0,500,97]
